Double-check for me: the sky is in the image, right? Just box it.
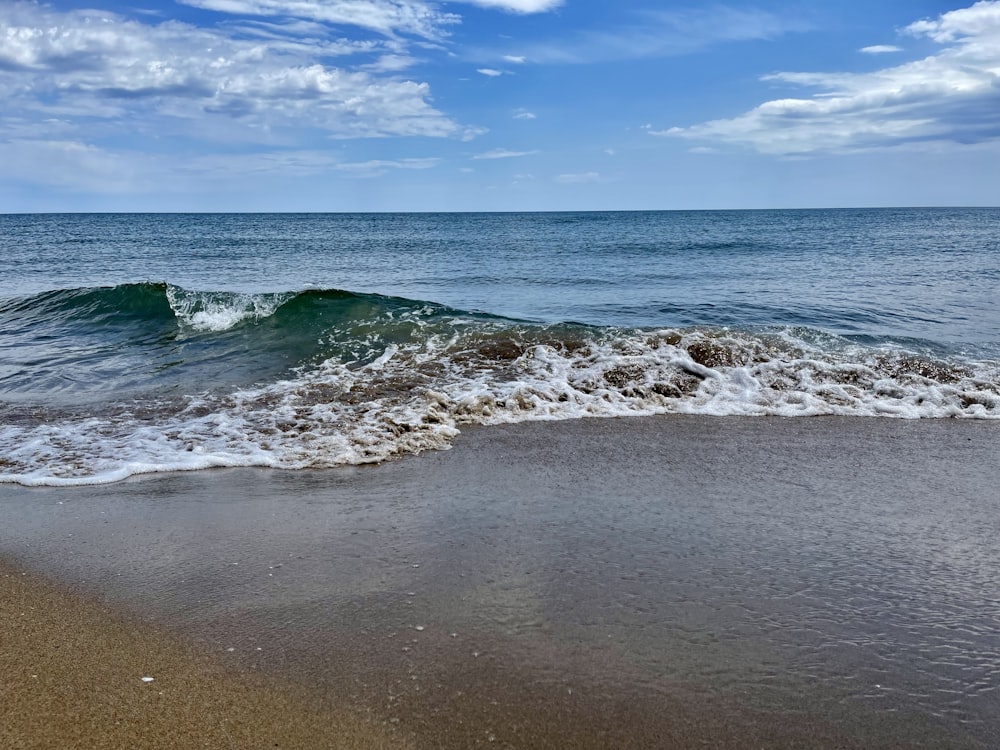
[2,0,1000,211]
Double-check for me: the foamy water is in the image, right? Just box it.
[2,311,997,485]
[166,286,295,332]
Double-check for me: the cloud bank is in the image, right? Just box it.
[178,0,560,39]
[661,1,1000,155]
[0,3,461,142]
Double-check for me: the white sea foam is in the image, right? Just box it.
[1,328,997,486]
[165,285,292,332]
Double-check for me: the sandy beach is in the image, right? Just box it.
[2,415,999,748]
[0,560,409,750]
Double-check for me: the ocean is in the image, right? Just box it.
[2,208,998,485]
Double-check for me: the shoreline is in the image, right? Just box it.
[3,415,999,748]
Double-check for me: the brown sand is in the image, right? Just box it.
[0,561,409,750]
[0,559,850,750]
[0,559,861,750]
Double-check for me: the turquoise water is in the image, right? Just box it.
[1,209,998,484]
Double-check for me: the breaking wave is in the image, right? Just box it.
[1,284,998,486]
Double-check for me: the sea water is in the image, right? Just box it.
[1,209,998,485]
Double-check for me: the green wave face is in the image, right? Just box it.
[0,282,176,328]
[0,283,473,403]
[0,283,178,402]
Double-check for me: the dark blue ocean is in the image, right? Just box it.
[2,209,998,484]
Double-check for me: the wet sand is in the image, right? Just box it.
[0,561,408,750]
[2,415,999,748]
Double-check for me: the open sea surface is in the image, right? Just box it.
[2,208,999,485]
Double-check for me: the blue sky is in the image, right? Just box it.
[2,0,999,211]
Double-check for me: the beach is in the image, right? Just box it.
[4,1,1000,744]
[0,560,409,750]
[3,415,998,748]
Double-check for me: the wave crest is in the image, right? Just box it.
[165,286,295,332]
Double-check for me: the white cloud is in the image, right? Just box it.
[459,0,562,12]
[503,55,527,64]
[178,0,561,39]
[513,108,536,119]
[859,44,903,54]
[180,150,342,177]
[459,125,490,141]
[502,6,811,64]
[906,0,1000,41]
[179,0,458,39]
[331,156,441,176]
[217,18,383,54]
[183,151,441,177]
[477,67,504,76]
[0,139,442,191]
[662,1,1000,155]
[360,54,420,72]
[0,139,155,192]
[0,3,461,142]
[555,171,600,184]
[472,148,538,159]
